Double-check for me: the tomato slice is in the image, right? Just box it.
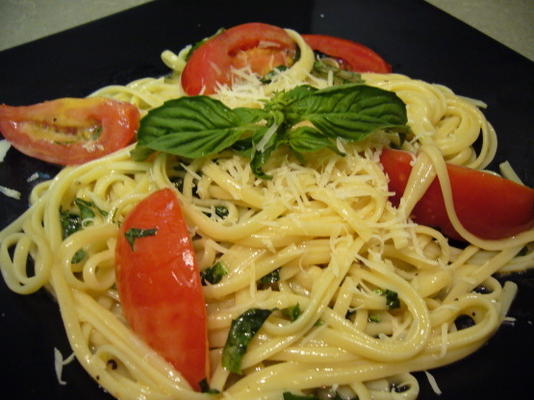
[0,97,139,165]
[181,22,297,95]
[302,34,392,73]
[380,148,534,240]
[115,188,208,390]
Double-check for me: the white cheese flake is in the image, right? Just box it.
[0,185,21,199]
[54,347,75,386]
[424,370,442,395]
[0,140,11,162]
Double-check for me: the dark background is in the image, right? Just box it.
[0,0,533,398]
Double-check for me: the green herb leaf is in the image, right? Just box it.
[124,227,158,251]
[284,83,408,140]
[368,313,381,323]
[260,65,289,84]
[198,378,221,394]
[71,249,87,264]
[60,210,82,239]
[201,262,228,285]
[283,392,318,400]
[214,205,229,219]
[281,303,301,321]
[222,308,272,374]
[134,96,265,160]
[74,198,96,226]
[376,288,401,310]
[257,268,280,290]
[310,58,364,85]
[288,126,340,154]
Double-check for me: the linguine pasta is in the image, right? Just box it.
[1,28,532,400]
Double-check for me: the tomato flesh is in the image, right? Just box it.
[380,148,534,240]
[0,97,139,165]
[302,34,392,73]
[115,188,208,390]
[181,22,297,95]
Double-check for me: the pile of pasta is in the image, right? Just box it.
[1,29,533,400]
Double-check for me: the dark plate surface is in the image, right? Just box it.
[1,1,533,399]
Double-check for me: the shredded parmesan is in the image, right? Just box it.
[0,185,21,199]
[54,347,75,386]
[424,371,442,395]
[0,140,11,162]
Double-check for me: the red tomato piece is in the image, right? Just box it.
[181,22,297,95]
[302,34,392,73]
[380,148,534,240]
[115,188,208,391]
[0,97,139,165]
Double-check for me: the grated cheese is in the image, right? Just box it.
[424,370,442,395]
[54,347,75,386]
[0,185,21,199]
[0,140,11,162]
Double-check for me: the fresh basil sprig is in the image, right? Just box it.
[222,308,272,374]
[133,83,408,177]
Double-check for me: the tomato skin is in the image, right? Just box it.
[380,148,534,240]
[0,97,139,165]
[181,22,297,95]
[302,34,392,73]
[115,188,208,391]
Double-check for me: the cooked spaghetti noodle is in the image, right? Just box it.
[1,28,532,400]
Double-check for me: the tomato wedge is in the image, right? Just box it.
[380,148,534,240]
[181,22,297,95]
[302,34,391,73]
[0,97,139,165]
[115,188,208,390]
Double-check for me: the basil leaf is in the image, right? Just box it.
[60,210,82,239]
[281,303,301,321]
[198,378,220,394]
[124,227,157,251]
[288,126,340,154]
[250,125,280,179]
[71,249,87,264]
[376,288,401,309]
[135,96,264,159]
[257,268,281,290]
[283,392,318,400]
[222,308,272,374]
[311,58,363,85]
[285,84,407,141]
[201,262,227,285]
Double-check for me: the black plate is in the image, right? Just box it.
[1,1,533,398]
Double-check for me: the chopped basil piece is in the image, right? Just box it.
[375,288,400,310]
[214,205,229,219]
[281,303,301,321]
[201,262,227,285]
[124,228,157,250]
[310,58,363,85]
[60,210,82,239]
[283,392,318,400]
[257,268,280,290]
[74,198,96,225]
[222,308,272,374]
[368,313,381,323]
[260,65,289,84]
[198,378,220,394]
[71,249,87,264]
